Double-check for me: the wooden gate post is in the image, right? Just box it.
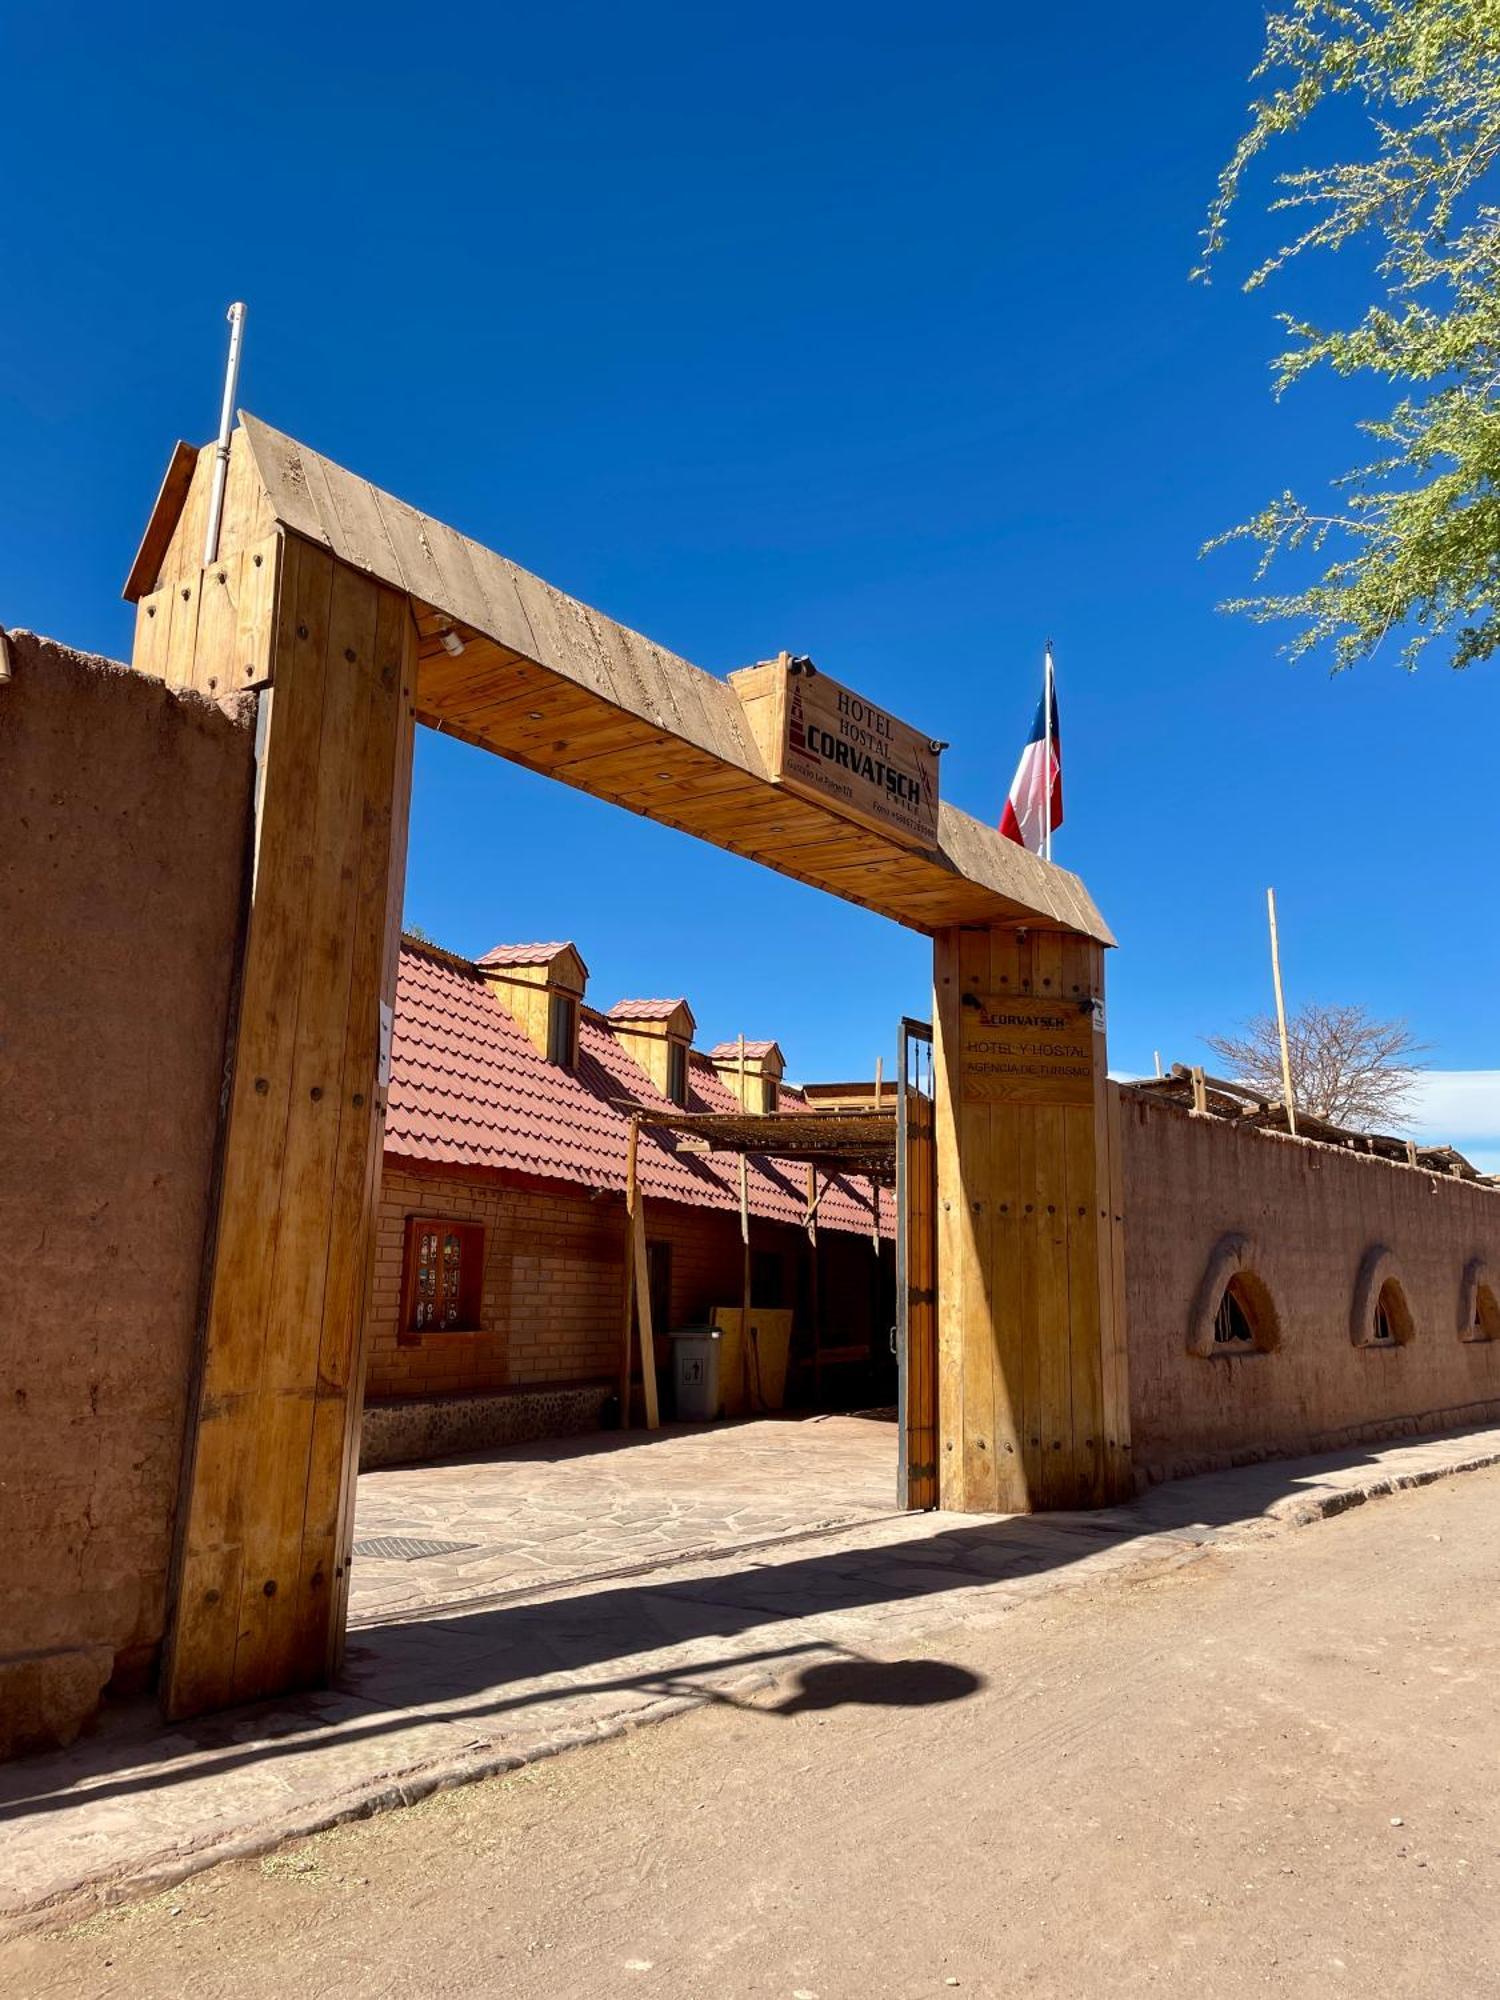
[932,924,1131,1512]
[142,519,416,1717]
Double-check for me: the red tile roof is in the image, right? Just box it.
[607,998,693,1022]
[477,941,581,969]
[386,942,888,1238]
[706,1039,781,1060]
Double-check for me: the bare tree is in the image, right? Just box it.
[1204,1003,1429,1130]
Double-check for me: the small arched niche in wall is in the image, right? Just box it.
[1459,1258,1500,1342]
[1188,1234,1282,1358]
[1351,1245,1416,1349]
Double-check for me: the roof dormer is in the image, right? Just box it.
[708,1039,786,1115]
[607,998,697,1106]
[479,941,589,1070]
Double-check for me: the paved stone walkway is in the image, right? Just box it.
[349,1415,902,1627]
[4,1418,1499,1934]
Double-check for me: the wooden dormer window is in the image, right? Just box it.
[763,1077,780,1114]
[667,1039,688,1107]
[548,990,579,1069]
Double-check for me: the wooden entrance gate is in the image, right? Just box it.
[124,415,1133,1720]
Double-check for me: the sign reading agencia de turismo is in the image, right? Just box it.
[731,654,945,849]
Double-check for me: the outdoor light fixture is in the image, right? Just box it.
[440,629,465,657]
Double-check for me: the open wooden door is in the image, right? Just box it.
[896,1016,938,1508]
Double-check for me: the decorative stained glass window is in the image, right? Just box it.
[402,1217,484,1334]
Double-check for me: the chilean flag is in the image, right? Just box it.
[999,650,1063,855]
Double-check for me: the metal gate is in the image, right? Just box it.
[895,1016,938,1509]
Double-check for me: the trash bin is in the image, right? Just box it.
[669,1326,723,1421]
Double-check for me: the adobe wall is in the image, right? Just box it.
[1120,1090,1500,1483]
[0,633,253,1754]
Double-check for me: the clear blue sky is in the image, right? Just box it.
[4,3,1496,1156]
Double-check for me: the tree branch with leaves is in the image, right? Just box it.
[1199,0,1500,671]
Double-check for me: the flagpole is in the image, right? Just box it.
[1042,641,1054,863]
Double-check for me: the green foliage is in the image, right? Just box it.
[1200,0,1500,670]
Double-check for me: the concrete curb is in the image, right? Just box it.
[8,1434,1500,1940]
[1265,1443,1500,1527]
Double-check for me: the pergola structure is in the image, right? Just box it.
[126,416,1132,1722]
[621,1102,899,1185]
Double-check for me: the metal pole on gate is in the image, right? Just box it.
[203,303,247,568]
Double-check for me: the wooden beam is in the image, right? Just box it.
[122,440,199,601]
[630,1201,660,1431]
[932,924,1132,1512]
[234,414,1115,945]
[622,1116,660,1430]
[158,531,417,1718]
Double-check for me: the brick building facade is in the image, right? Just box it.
[362,936,893,1462]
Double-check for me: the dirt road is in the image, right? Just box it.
[7,1466,1499,1999]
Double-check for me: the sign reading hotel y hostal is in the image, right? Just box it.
[730,655,942,849]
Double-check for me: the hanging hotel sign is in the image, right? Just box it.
[730,654,942,850]
[959,993,1098,1106]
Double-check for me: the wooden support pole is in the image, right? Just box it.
[619,1117,640,1418]
[933,923,1132,1513]
[1267,886,1299,1138]
[738,1034,757,1410]
[622,1114,660,1429]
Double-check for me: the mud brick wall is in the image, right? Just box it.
[1120,1091,1500,1482]
[0,634,253,1754]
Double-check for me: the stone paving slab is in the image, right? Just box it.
[3,1420,1499,1936]
[346,1414,901,1625]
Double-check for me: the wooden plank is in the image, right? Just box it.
[1029,930,1072,1508]
[163,534,339,1717]
[324,588,417,1667]
[132,585,171,683]
[306,585,417,1674]
[189,550,239,699]
[123,441,198,601]
[215,428,274,563]
[1101,1078,1133,1493]
[168,448,215,591]
[233,536,281,692]
[1064,934,1109,1504]
[160,568,202,691]
[229,553,384,1698]
[984,927,1026,1500]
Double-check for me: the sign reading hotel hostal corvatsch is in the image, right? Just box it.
[959,993,1100,1107]
[730,654,942,850]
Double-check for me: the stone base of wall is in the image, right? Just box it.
[0,1646,116,1761]
[359,1380,615,1471]
[1136,1399,1500,1489]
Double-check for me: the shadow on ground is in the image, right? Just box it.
[0,1440,1405,1832]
